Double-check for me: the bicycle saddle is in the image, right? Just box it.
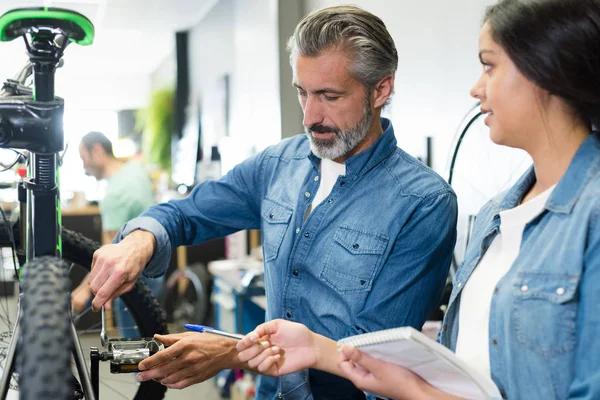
[0,7,94,45]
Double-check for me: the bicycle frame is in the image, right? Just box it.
[0,27,96,400]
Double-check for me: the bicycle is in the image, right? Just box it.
[0,7,169,400]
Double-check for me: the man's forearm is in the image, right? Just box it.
[122,230,156,264]
[114,217,169,278]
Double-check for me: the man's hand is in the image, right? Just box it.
[136,332,240,389]
[89,230,156,311]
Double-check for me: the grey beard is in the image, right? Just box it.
[306,107,373,160]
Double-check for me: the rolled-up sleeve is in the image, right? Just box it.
[113,151,266,278]
[114,216,171,278]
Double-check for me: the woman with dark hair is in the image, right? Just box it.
[236,0,600,398]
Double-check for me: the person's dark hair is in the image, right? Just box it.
[484,0,600,128]
[287,5,398,99]
[81,131,114,157]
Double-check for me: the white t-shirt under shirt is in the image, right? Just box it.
[455,185,555,379]
[311,158,346,212]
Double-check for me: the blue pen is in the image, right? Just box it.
[184,324,245,341]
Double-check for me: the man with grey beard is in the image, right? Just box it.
[85,5,457,400]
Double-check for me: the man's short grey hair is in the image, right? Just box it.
[287,5,398,93]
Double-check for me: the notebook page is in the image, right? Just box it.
[339,327,501,399]
[359,341,487,399]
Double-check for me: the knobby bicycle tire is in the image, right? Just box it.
[17,256,73,400]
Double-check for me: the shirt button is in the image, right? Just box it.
[305,191,311,198]
[492,338,498,346]
[340,181,345,187]
[494,287,499,293]
[278,393,283,399]
[314,176,319,181]
[269,213,274,219]
[295,228,300,234]
[457,282,462,288]
[521,285,529,292]
[293,270,299,276]
[286,311,292,318]
[304,232,310,238]
[328,198,334,204]
[352,243,360,249]
[556,287,565,295]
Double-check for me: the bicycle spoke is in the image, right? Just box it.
[0,261,14,329]
[73,307,92,323]
[0,356,19,391]
[76,323,139,337]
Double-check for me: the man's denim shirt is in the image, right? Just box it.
[440,133,600,400]
[117,118,457,400]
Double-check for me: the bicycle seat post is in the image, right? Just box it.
[23,31,66,259]
[27,31,64,102]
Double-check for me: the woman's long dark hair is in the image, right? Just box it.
[485,0,600,128]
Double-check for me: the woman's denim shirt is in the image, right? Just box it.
[440,133,600,399]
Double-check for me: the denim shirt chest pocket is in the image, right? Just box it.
[512,272,580,357]
[261,198,293,262]
[321,226,389,294]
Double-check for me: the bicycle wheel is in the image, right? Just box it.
[165,263,213,331]
[17,256,72,400]
[448,103,532,273]
[0,220,169,399]
[62,228,168,400]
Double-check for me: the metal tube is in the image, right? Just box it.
[30,153,59,258]
[71,322,96,400]
[0,294,22,398]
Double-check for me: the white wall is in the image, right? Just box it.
[150,52,177,90]
[228,0,281,162]
[55,73,151,111]
[278,0,305,139]
[188,0,302,174]
[304,0,495,175]
[187,0,235,170]
[0,38,152,111]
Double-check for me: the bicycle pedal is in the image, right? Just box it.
[107,338,164,374]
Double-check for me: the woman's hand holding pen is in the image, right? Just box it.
[237,319,346,378]
[237,322,464,400]
[237,319,322,377]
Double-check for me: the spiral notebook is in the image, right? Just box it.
[337,327,501,400]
